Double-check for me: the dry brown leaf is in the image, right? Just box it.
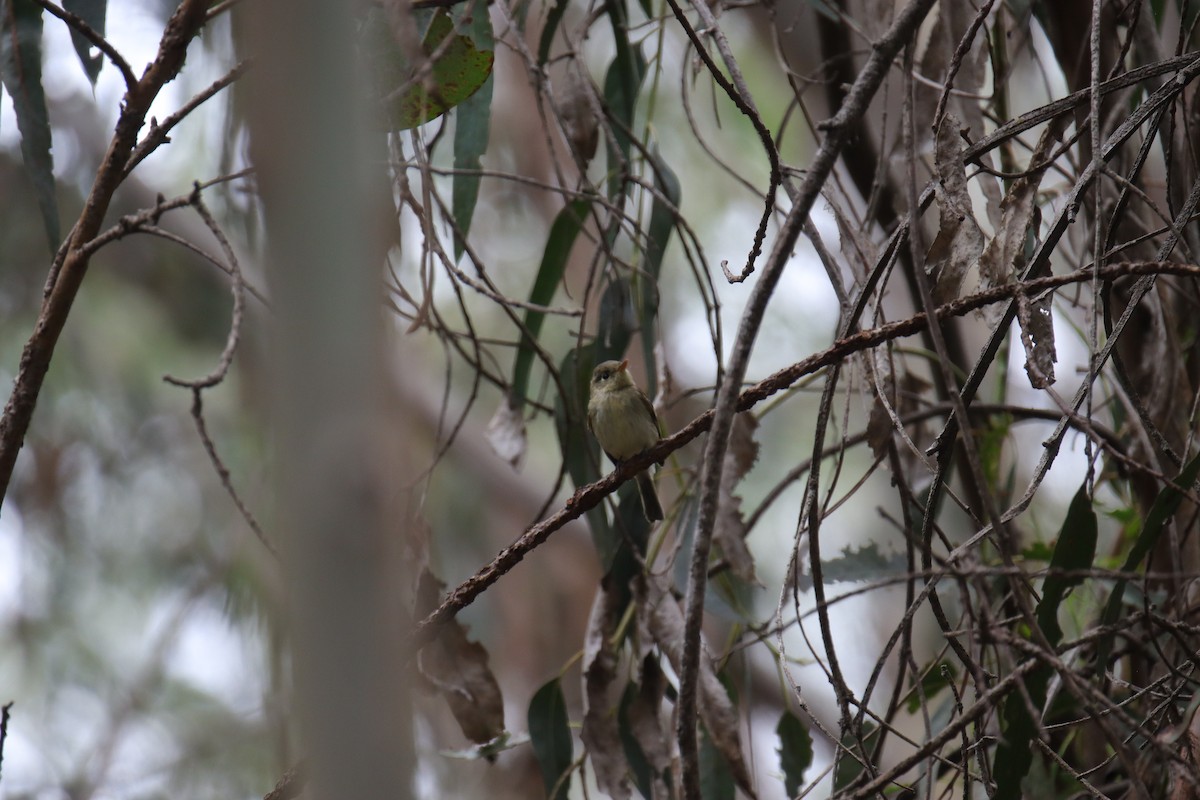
[927,2,1003,231]
[581,587,632,800]
[826,195,876,277]
[560,61,599,164]
[865,350,935,481]
[627,656,674,800]
[638,574,756,797]
[928,114,985,304]
[714,413,760,583]
[864,350,896,463]
[416,571,506,744]
[977,126,1055,293]
[485,397,527,469]
[1016,291,1057,389]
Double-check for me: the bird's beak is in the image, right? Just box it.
[618,359,629,372]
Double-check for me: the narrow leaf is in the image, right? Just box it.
[777,710,813,798]
[529,678,573,800]
[536,0,569,65]
[995,483,1098,800]
[62,0,105,84]
[0,0,59,253]
[833,723,880,793]
[1035,485,1097,645]
[602,4,646,201]
[699,723,735,800]
[927,113,983,303]
[451,1,493,262]
[620,658,672,800]
[597,276,635,358]
[511,198,592,407]
[618,684,654,800]
[1094,451,1200,669]
[639,147,680,391]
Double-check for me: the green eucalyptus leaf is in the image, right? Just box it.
[0,0,59,253]
[638,147,680,394]
[537,0,569,65]
[777,710,813,798]
[362,8,494,131]
[451,2,493,261]
[511,198,592,407]
[62,0,105,84]
[528,678,573,800]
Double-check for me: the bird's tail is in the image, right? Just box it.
[637,471,664,522]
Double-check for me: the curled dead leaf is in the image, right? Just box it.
[415,571,506,744]
[637,573,756,797]
[928,114,984,304]
[581,586,631,800]
[485,397,527,469]
[1016,289,1057,389]
[714,413,759,583]
[560,61,599,164]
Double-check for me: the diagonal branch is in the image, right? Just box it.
[0,0,212,507]
[411,259,1198,649]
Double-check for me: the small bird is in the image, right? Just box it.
[587,359,664,522]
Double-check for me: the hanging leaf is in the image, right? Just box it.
[833,723,880,793]
[978,127,1055,290]
[638,573,754,795]
[639,147,681,391]
[537,0,569,65]
[580,587,631,800]
[62,0,105,84]
[777,710,813,798]
[699,722,736,800]
[484,398,526,469]
[511,198,592,408]
[362,8,494,131]
[0,0,59,254]
[620,658,672,799]
[602,1,646,201]
[559,61,599,164]
[1035,485,1097,646]
[713,413,759,583]
[1016,287,1057,388]
[994,484,1097,800]
[415,570,506,744]
[597,275,636,360]
[529,678,574,800]
[927,114,983,303]
[451,1,493,261]
[1094,451,1200,671]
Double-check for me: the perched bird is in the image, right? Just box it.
[587,359,664,522]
